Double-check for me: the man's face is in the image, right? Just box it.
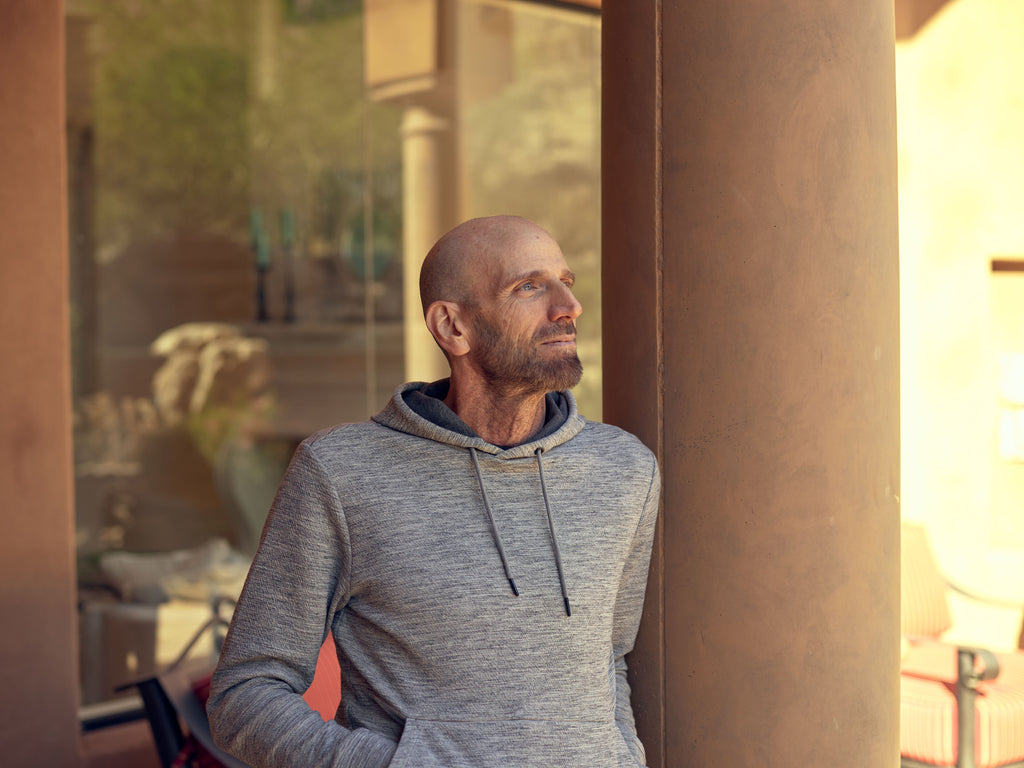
[464,230,583,396]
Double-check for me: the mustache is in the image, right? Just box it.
[534,321,577,342]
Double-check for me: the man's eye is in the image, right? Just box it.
[519,282,536,292]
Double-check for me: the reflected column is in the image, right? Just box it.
[363,0,458,384]
[400,103,457,384]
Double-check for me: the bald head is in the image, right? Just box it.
[419,216,556,314]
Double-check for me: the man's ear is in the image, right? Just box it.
[424,301,471,358]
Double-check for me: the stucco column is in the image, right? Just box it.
[401,104,456,383]
[0,0,80,764]
[602,2,901,767]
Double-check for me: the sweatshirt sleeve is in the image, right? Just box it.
[207,440,397,768]
[611,454,661,767]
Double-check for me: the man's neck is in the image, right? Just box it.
[443,377,547,447]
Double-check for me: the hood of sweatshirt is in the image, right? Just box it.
[372,380,588,615]
[372,380,587,458]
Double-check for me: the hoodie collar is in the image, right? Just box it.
[371,380,585,458]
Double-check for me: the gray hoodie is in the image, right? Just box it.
[208,381,660,768]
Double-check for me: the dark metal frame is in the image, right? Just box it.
[902,647,1024,768]
[116,598,236,768]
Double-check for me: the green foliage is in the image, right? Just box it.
[100,45,249,237]
[185,394,276,465]
[283,0,360,25]
[78,0,402,258]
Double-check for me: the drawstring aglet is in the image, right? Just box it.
[535,447,572,619]
[508,577,520,597]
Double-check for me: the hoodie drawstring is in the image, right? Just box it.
[468,446,571,617]
[535,448,572,617]
[469,447,520,597]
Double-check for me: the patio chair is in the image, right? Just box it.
[900,521,1024,768]
[124,602,341,768]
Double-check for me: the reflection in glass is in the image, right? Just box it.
[67,0,602,710]
[68,0,403,706]
[459,0,602,416]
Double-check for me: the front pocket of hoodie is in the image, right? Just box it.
[388,716,628,768]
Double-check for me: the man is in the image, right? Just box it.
[208,215,660,767]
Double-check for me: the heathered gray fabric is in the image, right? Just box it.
[208,381,660,768]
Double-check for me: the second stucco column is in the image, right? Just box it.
[0,0,80,763]
[602,1,901,767]
[401,103,456,383]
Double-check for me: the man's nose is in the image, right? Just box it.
[550,282,583,321]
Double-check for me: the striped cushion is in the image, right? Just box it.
[901,642,1024,767]
[902,523,953,638]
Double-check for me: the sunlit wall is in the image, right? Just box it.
[897,0,1024,614]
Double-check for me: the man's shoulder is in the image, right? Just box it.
[307,418,379,441]
[576,419,656,461]
[300,418,395,456]
[570,421,660,499]
[291,419,417,484]
[578,417,649,443]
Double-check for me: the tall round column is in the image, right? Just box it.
[603,1,901,766]
[0,0,80,763]
[401,104,456,384]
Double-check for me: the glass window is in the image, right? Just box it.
[457,0,602,416]
[68,0,403,708]
[67,0,601,709]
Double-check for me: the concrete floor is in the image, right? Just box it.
[80,720,160,768]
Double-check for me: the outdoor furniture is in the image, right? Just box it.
[901,522,1024,768]
[125,603,341,768]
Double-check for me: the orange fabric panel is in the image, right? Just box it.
[303,636,342,721]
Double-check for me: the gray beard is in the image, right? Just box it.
[472,318,583,397]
